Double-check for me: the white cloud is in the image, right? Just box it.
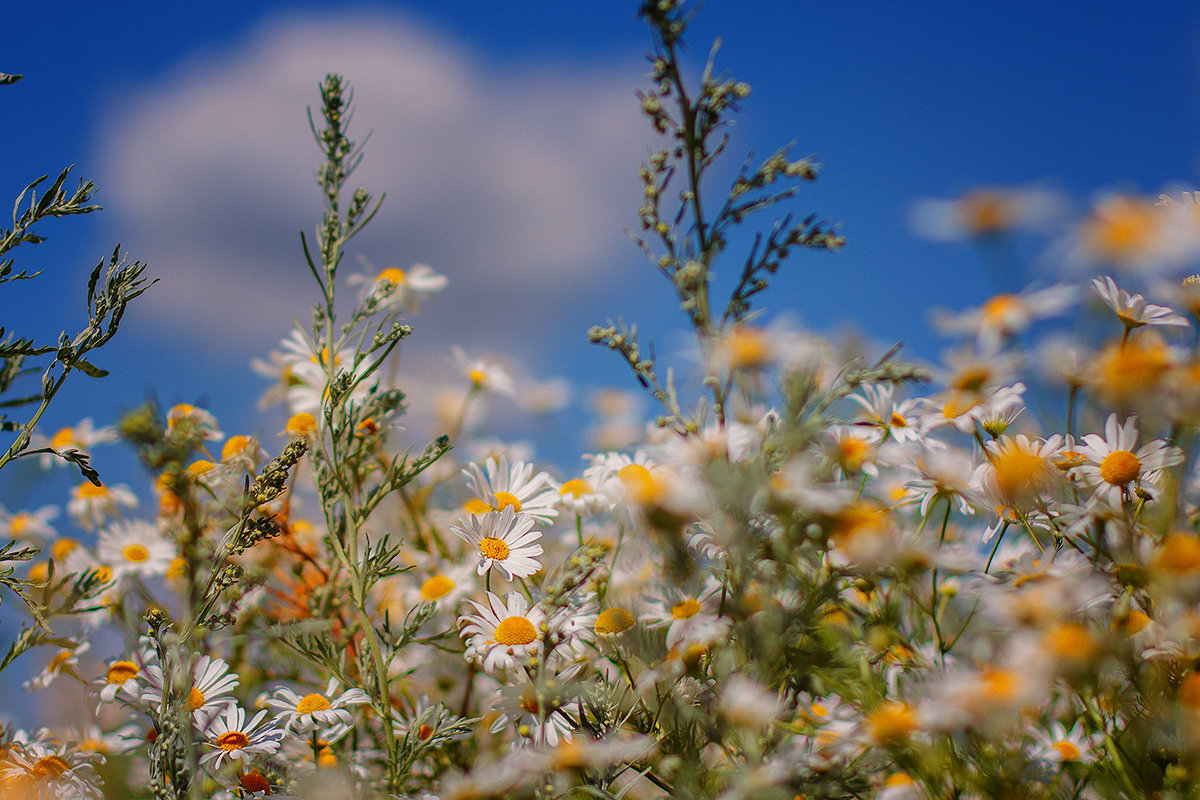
[98,10,652,369]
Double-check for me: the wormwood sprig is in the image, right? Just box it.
[593,0,843,430]
[296,73,449,794]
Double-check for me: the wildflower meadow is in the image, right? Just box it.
[8,3,1200,799]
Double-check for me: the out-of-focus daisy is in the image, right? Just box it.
[450,506,544,581]
[0,504,59,543]
[220,434,267,472]
[1092,275,1189,330]
[32,417,117,469]
[933,284,1077,349]
[459,591,545,675]
[1072,193,1166,269]
[846,383,923,445]
[909,185,1065,240]
[66,481,138,530]
[96,520,175,582]
[265,677,369,734]
[554,476,611,516]
[94,645,155,708]
[491,682,579,746]
[167,403,222,440]
[463,455,559,524]
[1076,414,1183,507]
[347,260,447,314]
[199,705,285,769]
[24,641,89,692]
[976,434,1065,511]
[642,584,729,649]
[1027,719,1102,764]
[452,346,516,396]
[140,654,240,727]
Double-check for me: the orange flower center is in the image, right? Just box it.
[494,616,537,646]
[106,661,138,684]
[479,537,510,561]
[296,693,331,715]
[420,575,455,601]
[216,731,250,751]
[1100,450,1140,486]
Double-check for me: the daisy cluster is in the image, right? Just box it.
[13,5,1200,800]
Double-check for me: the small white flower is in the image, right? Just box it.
[1076,413,1183,507]
[96,519,175,582]
[66,481,138,530]
[347,260,447,314]
[463,455,559,524]
[1092,275,1189,329]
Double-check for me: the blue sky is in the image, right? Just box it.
[2,1,1200,477]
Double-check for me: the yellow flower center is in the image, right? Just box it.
[31,755,69,778]
[167,557,187,580]
[1095,337,1170,405]
[981,293,1020,323]
[1052,741,1081,761]
[559,478,594,498]
[50,427,76,449]
[958,190,1012,234]
[671,598,702,620]
[1100,450,1140,486]
[867,702,916,743]
[978,668,1019,702]
[296,693,331,715]
[941,394,981,420]
[1155,534,1200,574]
[835,436,872,472]
[992,446,1054,506]
[494,616,537,646]
[889,412,907,428]
[885,773,916,788]
[1043,622,1097,662]
[617,463,660,503]
[376,267,407,285]
[77,483,109,499]
[186,459,215,476]
[949,366,992,393]
[187,687,206,711]
[216,731,251,751]
[1082,196,1159,261]
[52,538,79,561]
[724,326,772,370]
[93,565,113,583]
[594,607,635,634]
[221,435,252,461]
[285,412,317,437]
[48,648,73,672]
[479,537,510,561]
[417,723,434,740]
[122,544,151,563]
[106,661,139,684]
[421,574,455,601]
[467,368,488,385]
[492,491,522,512]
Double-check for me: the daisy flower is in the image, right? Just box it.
[459,591,545,675]
[452,346,515,396]
[265,677,370,733]
[933,284,1077,349]
[24,641,89,692]
[976,434,1065,511]
[32,416,117,469]
[642,583,729,649]
[463,455,559,524]
[199,704,285,769]
[96,519,176,582]
[94,645,154,708]
[1027,719,1102,764]
[554,476,611,516]
[908,185,1065,240]
[140,654,240,727]
[1092,275,1189,330]
[0,504,59,543]
[845,383,924,444]
[0,741,103,800]
[66,481,138,530]
[1076,414,1183,506]
[347,260,447,314]
[490,682,579,746]
[450,506,544,580]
